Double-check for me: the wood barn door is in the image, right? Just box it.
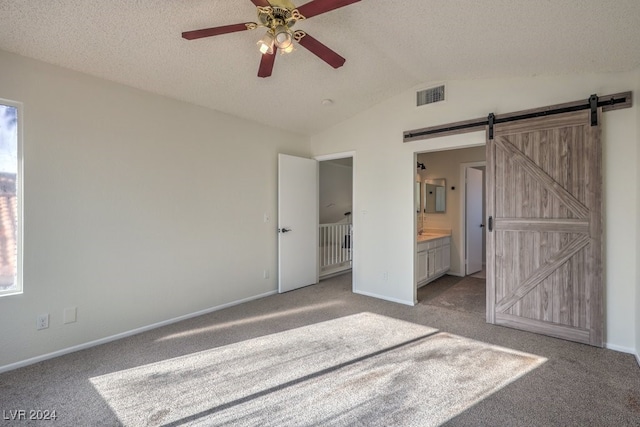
[486,109,603,347]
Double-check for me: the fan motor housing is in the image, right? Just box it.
[258,6,300,29]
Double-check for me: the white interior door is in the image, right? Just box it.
[466,167,484,275]
[278,154,319,293]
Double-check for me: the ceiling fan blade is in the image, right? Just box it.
[296,0,360,19]
[296,32,345,68]
[182,23,256,40]
[258,49,277,78]
[250,0,271,6]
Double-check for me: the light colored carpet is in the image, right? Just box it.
[91,313,545,427]
[2,273,639,426]
[469,268,486,279]
[420,275,486,315]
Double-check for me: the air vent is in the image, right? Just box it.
[417,85,445,106]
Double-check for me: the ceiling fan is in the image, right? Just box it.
[182,0,360,78]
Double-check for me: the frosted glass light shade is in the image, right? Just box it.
[274,25,293,52]
[257,31,275,54]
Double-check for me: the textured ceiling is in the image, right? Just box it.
[1,0,639,135]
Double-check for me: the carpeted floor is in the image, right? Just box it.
[1,273,639,426]
[418,275,486,315]
[89,313,543,426]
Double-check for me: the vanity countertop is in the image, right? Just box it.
[417,231,451,243]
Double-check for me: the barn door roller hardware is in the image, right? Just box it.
[486,94,603,140]
[589,94,598,126]
[488,113,495,140]
[404,91,632,143]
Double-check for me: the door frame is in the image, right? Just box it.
[314,151,356,293]
[460,161,486,276]
[413,142,486,305]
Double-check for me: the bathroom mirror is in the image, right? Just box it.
[424,178,446,213]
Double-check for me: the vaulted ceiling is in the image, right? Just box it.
[1,1,639,135]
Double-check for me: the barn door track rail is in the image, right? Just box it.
[403,91,632,143]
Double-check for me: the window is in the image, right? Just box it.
[0,100,21,296]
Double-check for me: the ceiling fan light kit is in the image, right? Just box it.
[274,26,294,52]
[181,0,361,77]
[257,32,275,54]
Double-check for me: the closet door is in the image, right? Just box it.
[486,109,603,347]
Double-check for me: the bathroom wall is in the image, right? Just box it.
[417,146,485,276]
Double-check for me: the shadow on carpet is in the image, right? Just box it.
[90,313,545,427]
[418,275,486,315]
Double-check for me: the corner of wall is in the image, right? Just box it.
[636,68,640,364]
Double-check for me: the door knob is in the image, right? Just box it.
[279,228,292,233]
[480,224,485,228]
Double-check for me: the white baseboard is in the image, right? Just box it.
[604,342,636,355]
[636,353,640,369]
[353,289,415,306]
[0,290,278,374]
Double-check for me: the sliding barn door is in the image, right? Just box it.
[486,109,603,347]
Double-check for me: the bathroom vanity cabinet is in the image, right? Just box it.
[416,235,451,287]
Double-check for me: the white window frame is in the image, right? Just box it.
[0,98,23,297]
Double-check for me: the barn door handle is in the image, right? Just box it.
[488,216,493,232]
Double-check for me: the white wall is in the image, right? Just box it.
[310,72,639,352]
[636,70,640,363]
[319,161,353,223]
[417,146,485,276]
[0,50,309,368]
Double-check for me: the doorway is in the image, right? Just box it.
[315,152,355,289]
[462,162,486,278]
[278,152,354,294]
[412,107,605,346]
[414,147,487,321]
[415,147,486,273]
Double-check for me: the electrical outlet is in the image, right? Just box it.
[383,271,388,281]
[263,269,269,279]
[263,213,270,223]
[37,314,49,330]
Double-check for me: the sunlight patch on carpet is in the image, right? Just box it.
[90,313,545,426]
[156,300,346,342]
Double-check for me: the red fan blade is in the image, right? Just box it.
[296,0,360,19]
[297,33,345,68]
[258,49,277,78]
[250,0,271,6]
[182,23,255,40]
